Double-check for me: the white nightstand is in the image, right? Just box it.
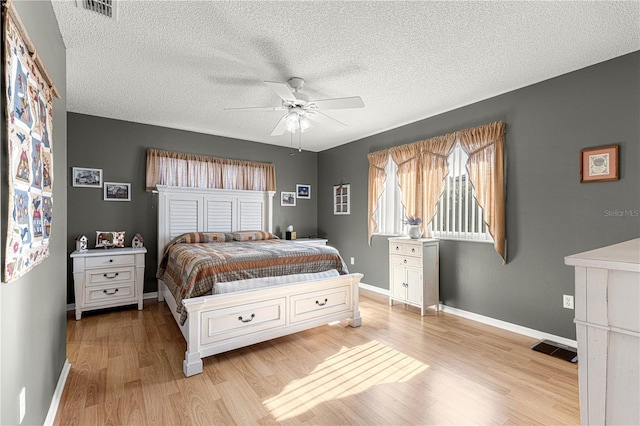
[70,247,147,320]
[289,238,329,246]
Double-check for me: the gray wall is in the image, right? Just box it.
[318,52,640,340]
[67,114,318,302]
[0,1,68,424]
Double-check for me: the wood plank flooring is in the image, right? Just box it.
[55,290,579,425]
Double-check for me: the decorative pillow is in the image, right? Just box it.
[226,230,278,241]
[96,231,125,248]
[168,232,227,245]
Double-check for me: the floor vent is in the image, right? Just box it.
[531,339,578,363]
[76,0,117,19]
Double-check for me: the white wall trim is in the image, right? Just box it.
[66,291,158,312]
[359,282,389,296]
[358,283,577,348]
[44,359,71,426]
[438,304,577,347]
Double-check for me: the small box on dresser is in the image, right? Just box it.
[389,237,439,316]
[70,247,147,320]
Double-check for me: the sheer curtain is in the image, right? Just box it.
[367,150,389,245]
[458,122,506,263]
[389,134,457,237]
[145,148,276,192]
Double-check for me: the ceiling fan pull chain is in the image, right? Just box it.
[290,130,294,156]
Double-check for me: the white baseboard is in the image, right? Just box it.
[358,283,577,348]
[66,291,159,312]
[359,282,389,296]
[438,305,577,347]
[44,359,71,426]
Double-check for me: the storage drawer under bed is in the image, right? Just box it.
[200,297,286,345]
[290,284,351,323]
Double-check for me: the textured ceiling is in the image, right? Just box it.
[52,1,640,152]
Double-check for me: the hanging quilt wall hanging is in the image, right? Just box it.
[2,0,60,282]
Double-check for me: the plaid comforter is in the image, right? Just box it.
[157,236,348,325]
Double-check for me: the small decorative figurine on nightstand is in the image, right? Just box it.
[132,233,144,248]
[75,234,88,252]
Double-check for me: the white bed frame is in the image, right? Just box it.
[156,185,362,377]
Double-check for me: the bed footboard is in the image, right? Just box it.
[178,272,363,377]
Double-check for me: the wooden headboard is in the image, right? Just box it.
[156,185,276,258]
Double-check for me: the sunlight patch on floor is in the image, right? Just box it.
[264,340,429,421]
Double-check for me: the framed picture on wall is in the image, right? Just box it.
[281,191,296,206]
[333,184,350,215]
[296,184,311,199]
[72,167,103,188]
[580,144,619,183]
[104,182,131,201]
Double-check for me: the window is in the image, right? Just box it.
[429,143,492,242]
[373,144,492,242]
[372,155,404,234]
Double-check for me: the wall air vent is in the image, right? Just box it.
[76,0,117,19]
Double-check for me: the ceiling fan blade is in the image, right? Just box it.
[307,111,348,132]
[311,96,364,110]
[224,106,286,112]
[264,81,297,103]
[270,115,289,136]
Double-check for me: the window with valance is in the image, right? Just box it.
[145,148,277,192]
[367,122,506,263]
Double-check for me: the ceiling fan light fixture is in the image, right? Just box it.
[299,115,312,133]
[285,113,300,132]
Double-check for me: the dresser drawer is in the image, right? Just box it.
[390,254,422,268]
[200,298,286,345]
[84,282,135,305]
[85,266,135,287]
[390,241,406,255]
[290,285,351,323]
[85,254,135,269]
[389,241,422,257]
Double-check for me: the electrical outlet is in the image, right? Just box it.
[563,295,574,310]
[350,257,355,265]
[19,387,26,424]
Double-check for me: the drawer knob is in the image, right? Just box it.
[395,246,400,251]
[315,298,329,306]
[411,248,416,253]
[238,313,255,323]
[403,259,407,264]
[109,259,114,263]
[103,272,119,279]
[103,288,119,295]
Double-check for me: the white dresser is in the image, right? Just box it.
[565,238,639,425]
[71,247,147,320]
[388,237,439,316]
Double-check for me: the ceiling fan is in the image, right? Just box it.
[224,77,364,137]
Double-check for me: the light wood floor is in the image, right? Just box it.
[55,290,579,425]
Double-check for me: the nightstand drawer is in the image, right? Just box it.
[390,254,421,268]
[86,267,135,287]
[85,254,135,269]
[84,282,135,305]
